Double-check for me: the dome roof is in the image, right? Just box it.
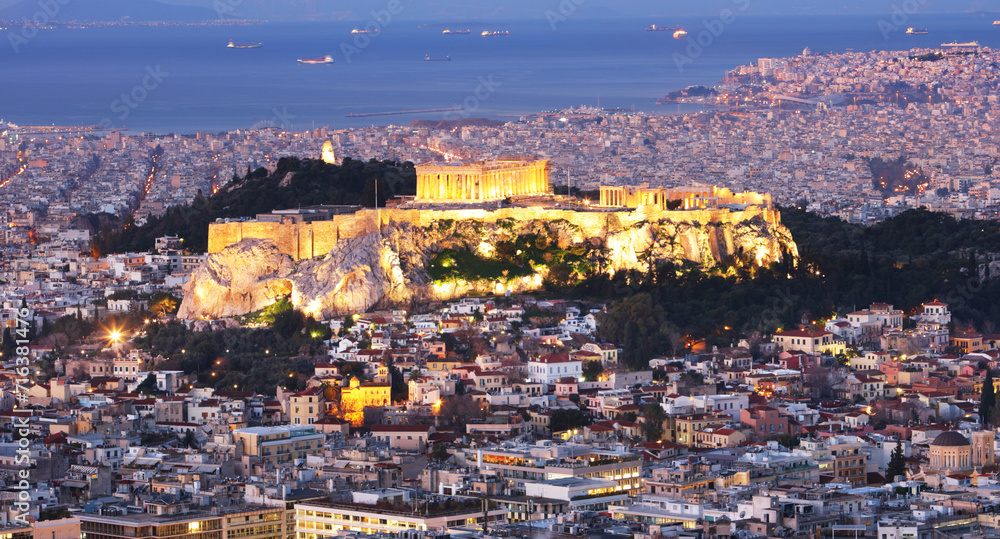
[931,431,970,447]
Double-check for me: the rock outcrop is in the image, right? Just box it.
[178,239,296,320]
[179,207,798,320]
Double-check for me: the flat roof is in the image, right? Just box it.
[235,425,316,436]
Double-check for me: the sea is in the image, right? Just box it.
[3,13,1000,133]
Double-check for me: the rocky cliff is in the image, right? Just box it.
[178,206,798,320]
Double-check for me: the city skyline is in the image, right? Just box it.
[4,0,1000,537]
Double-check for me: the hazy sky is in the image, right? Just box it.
[3,0,1000,21]
[162,0,1000,19]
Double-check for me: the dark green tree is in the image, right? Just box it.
[981,369,995,425]
[641,403,666,442]
[623,320,640,368]
[385,356,408,403]
[430,442,450,463]
[885,438,906,482]
[1,327,14,358]
[549,408,591,433]
[272,308,306,340]
[582,360,604,382]
[182,430,198,449]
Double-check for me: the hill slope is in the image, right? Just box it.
[91,156,416,255]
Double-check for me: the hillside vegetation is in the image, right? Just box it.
[596,207,1000,369]
[90,157,416,255]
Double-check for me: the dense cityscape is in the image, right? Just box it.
[6,9,1000,539]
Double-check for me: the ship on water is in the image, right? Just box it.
[905,27,928,34]
[442,29,470,34]
[481,30,509,37]
[425,55,451,61]
[941,41,979,47]
[298,55,334,65]
[227,40,262,48]
[994,20,1000,26]
[646,25,687,38]
[351,28,376,35]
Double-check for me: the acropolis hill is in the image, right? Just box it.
[179,158,797,320]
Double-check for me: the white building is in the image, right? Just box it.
[913,301,951,326]
[527,353,582,385]
[524,477,627,512]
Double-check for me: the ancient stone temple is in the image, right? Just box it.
[599,184,773,211]
[415,156,549,202]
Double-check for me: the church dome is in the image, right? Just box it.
[931,431,970,447]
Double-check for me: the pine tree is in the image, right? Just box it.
[1,327,13,358]
[885,438,906,482]
[981,369,996,425]
[623,320,640,369]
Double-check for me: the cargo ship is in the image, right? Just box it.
[905,27,928,34]
[351,28,376,35]
[481,30,509,37]
[673,29,688,39]
[994,20,1000,26]
[442,29,470,34]
[645,24,674,31]
[227,40,262,48]
[298,55,334,65]
[425,55,451,61]
[941,41,979,47]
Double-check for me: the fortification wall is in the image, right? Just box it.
[207,205,783,261]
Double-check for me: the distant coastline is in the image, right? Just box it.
[4,15,998,133]
[0,19,263,28]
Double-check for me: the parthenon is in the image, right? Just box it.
[415,157,549,202]
[599,184,772,211]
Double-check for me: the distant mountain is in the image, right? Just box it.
[158,0,1000,20]
[1,0,994,23]
[0,0,225,22]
